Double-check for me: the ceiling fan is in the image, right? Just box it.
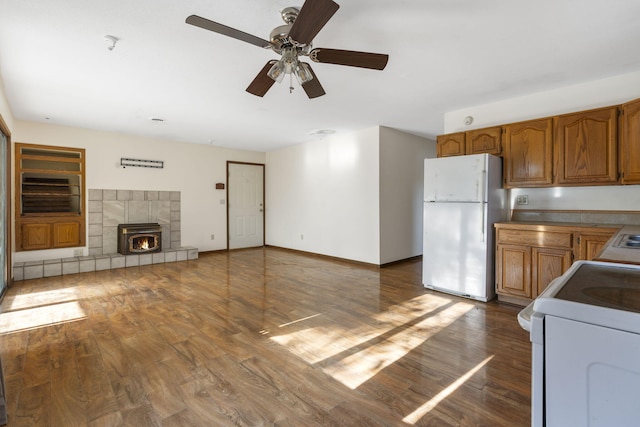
[186,0,389,98]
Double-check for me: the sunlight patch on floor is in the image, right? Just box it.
[270,293,475,388]
[270,293,458,365]
[403,355,494,424]
[3,287,81,311]
[0,301,87,334]
[321,301,475,389]
[279,313,323,328]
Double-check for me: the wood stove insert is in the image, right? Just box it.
[117,223,162,255]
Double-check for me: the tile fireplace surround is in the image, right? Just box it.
[13,189,198,281]
[88,189,181,256]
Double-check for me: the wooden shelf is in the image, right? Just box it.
[15,143,86,251]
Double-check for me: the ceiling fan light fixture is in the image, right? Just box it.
[294,62,313,84]
[267,59,286,83]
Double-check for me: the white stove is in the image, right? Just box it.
[615,233,640,249]
[519,260,640,427]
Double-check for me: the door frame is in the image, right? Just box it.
[0,113,12,299]
[226,161,265,250]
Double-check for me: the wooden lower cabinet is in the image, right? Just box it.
[531,247,573,297]
[495,223,617,305]
[496,244,531,298]
[577,231,617,261]
[53,222,81,248]
[18,217,84,251]
[21,223,52,251]
[496,244,572,301]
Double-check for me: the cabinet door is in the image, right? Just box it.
[503,118,554,188]
[577,232,616,261]
[620,98,640,184]
[532,247,572,297]
[555,107,618,185]
[21,223,51,250]
[53,222,80,248]
[436,133,466,157]
[466,126,502,155]
[496,244,532,298]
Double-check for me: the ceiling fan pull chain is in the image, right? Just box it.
[289,73,294,94]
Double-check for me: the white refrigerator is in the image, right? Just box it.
[422,153,507,302]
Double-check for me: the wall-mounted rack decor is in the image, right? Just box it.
[120,158,164,169]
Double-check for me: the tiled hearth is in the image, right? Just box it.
[13,248,199,281]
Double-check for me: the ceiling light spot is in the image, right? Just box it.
[104,35,119,51]
[309,129,336,137]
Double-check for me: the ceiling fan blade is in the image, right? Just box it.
[288,0,339,46]
[310,48,389,70]
[246,62,277,97]
[301,64,326,99]
[186,15,271,49]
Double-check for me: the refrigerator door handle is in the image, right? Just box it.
[481,170,486,242]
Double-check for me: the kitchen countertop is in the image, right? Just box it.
[596,224,640,265]
[494,221,621,232]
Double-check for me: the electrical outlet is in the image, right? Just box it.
[73,249,83,256]
[210,234,215,240]
[516,195,529,205]
[300,234,304,240]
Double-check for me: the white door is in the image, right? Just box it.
[228,163,264,249]
[424,154,487,202]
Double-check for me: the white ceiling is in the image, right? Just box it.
[1,0,640,152]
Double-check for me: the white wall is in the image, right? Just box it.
[444,70,640,212]
[12,120,265,262]
[266,127,381,264]
[379,127,436,264]
[266,126,435,265]
[444,70,640,134]
[0,75,14,131]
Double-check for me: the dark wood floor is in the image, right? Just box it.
[0,247,531,426]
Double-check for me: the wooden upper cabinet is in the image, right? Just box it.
[620,97,640,184]
[503,118,554,188]
[436,132,465,157]
[466,126,502,155]
[555,106,618,185]
[436,126,502,158]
